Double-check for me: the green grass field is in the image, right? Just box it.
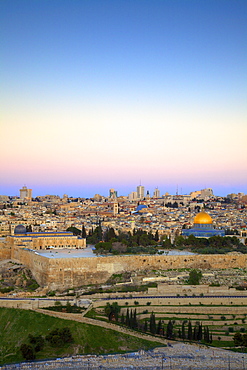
[0,308,163,366]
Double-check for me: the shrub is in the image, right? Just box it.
[20,344,35,360]
[46,327,73,347]
[47,291,56,297]
[188,269,202,285]
[0,286,14,293]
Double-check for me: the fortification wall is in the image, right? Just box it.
[13,250,247,290]
[0,241,11,260]
[11,246,50,287]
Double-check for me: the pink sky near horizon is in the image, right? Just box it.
[1,98,247,197]
[1,1,247,198]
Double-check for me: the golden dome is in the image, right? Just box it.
[194,211,212,224]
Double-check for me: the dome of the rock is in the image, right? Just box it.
[194,211,212,224]
[182,211,225,238]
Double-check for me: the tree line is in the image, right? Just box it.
[67,223,247,255]
[104,303,212,344]
[174,234,246,254]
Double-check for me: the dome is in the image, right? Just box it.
[136,205,148,211]
[194,211,212,224]
[14,224,27,234]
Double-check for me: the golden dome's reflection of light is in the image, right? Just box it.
[194,211,212,224]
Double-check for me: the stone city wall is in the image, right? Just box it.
[0,241,11,260]
[11,246,50,287]
[12,249,247,290]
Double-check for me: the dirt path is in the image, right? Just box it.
[32,308,167,345]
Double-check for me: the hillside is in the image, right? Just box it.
[0,308,163,366]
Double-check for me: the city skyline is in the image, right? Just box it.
[1,184,246,199]
[1,1,247,197]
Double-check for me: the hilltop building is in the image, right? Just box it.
[182,211,225,238]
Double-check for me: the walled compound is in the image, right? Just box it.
[0,235,246,290]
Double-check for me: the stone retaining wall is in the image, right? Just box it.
[1,247,247,290]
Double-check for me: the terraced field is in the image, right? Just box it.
[89,295,247,349]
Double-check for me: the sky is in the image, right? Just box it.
[1,0,247,198]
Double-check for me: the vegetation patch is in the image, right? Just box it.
[0,308,163,366]
[44,301,83,313]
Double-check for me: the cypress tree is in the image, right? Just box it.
[126,308,130,327]
[133,309,138,329]
[198,323,203,341]
[98,221,103,241]
[157,319,162,335]
[81,225,87,238]
[193,321,202,341]
[130,309,133,328]
[193,325,197,341]
[182,321,186,340]
[203,326,206,342]
[150,312,156,334]
[188,321,193,340]
[144,320,148,332]
[154,230,159,242]
[204,326,210,343]
[121,313,125,324]
[166,320,173,339]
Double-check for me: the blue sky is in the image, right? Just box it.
[1,0,247,197]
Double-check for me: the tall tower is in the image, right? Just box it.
[153,188,160,198]
[113,202,118,216]
[19,186,32,200]
[109,188,117,199]
[137,185,144,199]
